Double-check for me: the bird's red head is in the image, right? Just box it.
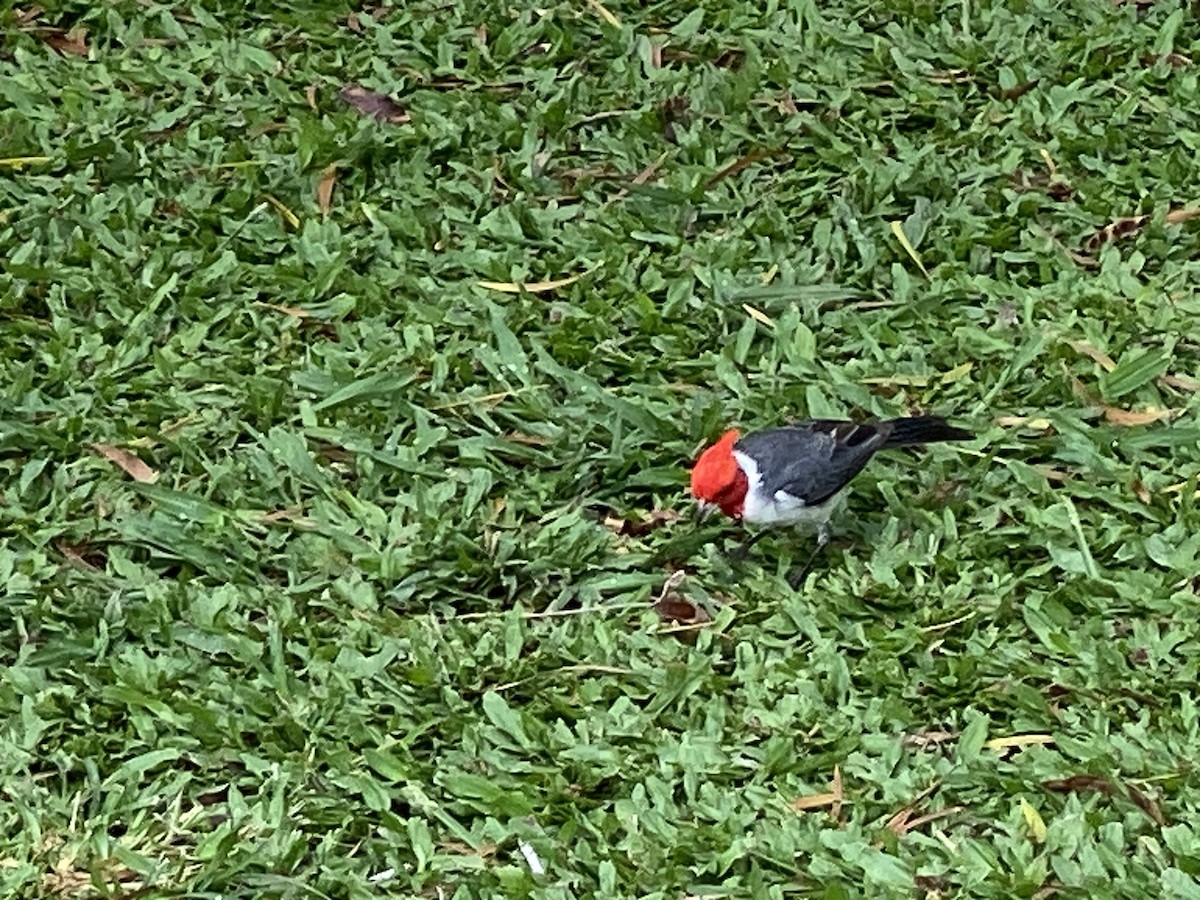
[690,430,748,519]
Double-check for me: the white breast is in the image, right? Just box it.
[733,449,841,528]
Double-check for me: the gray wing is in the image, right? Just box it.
[734,420,893,506]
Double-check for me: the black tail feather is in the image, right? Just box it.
[883,416,973,447]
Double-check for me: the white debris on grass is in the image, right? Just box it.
[518,840,545,875]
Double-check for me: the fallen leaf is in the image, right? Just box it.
[317,164,337,216]
[940,361,974,383]
[631,509,682,536]
[986,733,1055,751]
[0,156,53,169]
[602,151,669,208]
[264,194,300,229]
[55,541,104,572]
[653,594,710,625]
[1126,783,1166,826]
[1034,465,1070,483]
[604,509,682,537]
[1131,479,1152,504]
[476,269,594,294]
[1019,798,1047,843]
[791,792,839,812]
[1101,405,1171,426]
[1160,373,1200,393]
[830,765,844,822]
[255,301,311,319]
[346,11,362,31]
[46,27,88,56]
[92,444,159,484]
[586,0,621,27]
[1066,339,1117,372]
[305,84,318,111]
[1042,774,1164,825]
[999,79,1039,100]
[886,798,962,837]
[16,5,45,26]
[742,304,775,327]
[995,415,1053,430]
[890,220,930,277]
[1083,207,1200,252]
[902,730,958,748]
[1142,52,1191,67]
[1043,774,1116,794]
[504,431,552,446]
[1039,147,1057,176]
[704,148,785,190]
[861,374,930,387]
[339,84,411,124]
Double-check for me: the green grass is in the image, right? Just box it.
[4,0,1200,896]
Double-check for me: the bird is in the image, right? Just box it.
[689,415,973,584]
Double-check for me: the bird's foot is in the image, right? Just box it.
[787,525,832,589]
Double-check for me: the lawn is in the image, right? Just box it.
[3,0,1200,896]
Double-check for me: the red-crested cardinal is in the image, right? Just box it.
[690,416,972,579]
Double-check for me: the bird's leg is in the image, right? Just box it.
[788,522,832,589]
[726,528,768,562]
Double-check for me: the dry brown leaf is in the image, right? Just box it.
[586,0,621,27]
[504,430,552,446]
[830,765,844,822]
[1034,465,1070,483]
[16,5,45,26]
[46,27,89,56]
[305,84,319,111]
[861,374,930,387]
[339,84,410,124]
[603,152,669,209]
[92,443,158,484]
[999,79,1039,101]
[1066,339,1117,372]
[1160,373,1200,393]
[1131,479,1152,504]
[1084,207,1200,252]
[264,194,300,229]
[1126,783,1166,826]
[1142,52,1191,68]
[1102,405,1170,426]
[346,11,362,31]
[630,509,682,536]
[653,595,710,626]
[258,505,310,524]
[317,164,337,216]
[605,508,682,537]
[651,572,710,633]
[704,148,785,190]
[56,541,104,572]
[1043,774,1115,794]
[476,270,591,294]
[888,805,962,837]
[256,301,311,319]
[791,791,839,812]
[941,361,974,383]
[903,730,958,748]
[742,304,775,327]
[985,733,1055,751]
[995,415,1052,430]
